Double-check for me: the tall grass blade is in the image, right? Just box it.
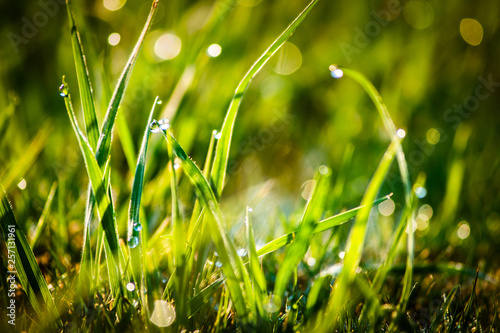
[0,185,62,329]
[127,97,158,315]
[66,0,99,150]
[158,128,251,322]
[61,79,122,274]
[317,137,400,331]
[210,0,319,198]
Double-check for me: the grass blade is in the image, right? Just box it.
[429,285,460,333]
[30,181,58,248]
[274,166,331,299]
[256,195,391,258]
[158,128,251,322]
[95,0,158,167]
[210,0,319,198]
[317,137,401,331]
[127,97,158,316]
[60,79,122,267]
[66,0,99,150]
[0,185,62,329]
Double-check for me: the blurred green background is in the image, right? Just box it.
[1,0,499,274]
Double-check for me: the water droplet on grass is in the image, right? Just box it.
[415,186,427,198]
[397,128,406,138]
[237,248,247,257]
[157,99,163,105]
[59,84,68,97]
[329,65,343,79]
[214,131,222,140]
[158,118,170,130]
[126,282,135,291]
[133,223,142,232]
[150,300,176,327]
[215,261,222,268]
[128,236,139,248]
[150,120,160,133]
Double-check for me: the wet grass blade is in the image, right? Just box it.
[256,195,391,258]
[158,128,251,322]
[0,185,62,329]
[30,181,58,248]
[274,166,331,299]
[95,0,158,167]
[66,0,99,150]
[318,137,400,331]
[127,97,158,314]
[60,79,122,265]
[210,0,319,198]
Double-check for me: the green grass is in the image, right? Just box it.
[1,0,499,332]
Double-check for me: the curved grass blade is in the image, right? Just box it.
[210,0,319,198]
[0,185,62,329]
[274,166,331,299]
[256,195,391,258]
[30,181,58,248]
[66,0,99,150]
[339,66,415,314]
[317,137,401,331]
[158,128,251,322]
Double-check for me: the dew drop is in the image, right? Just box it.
[128,236,139,248]
[133,223,143,232]
[150,300,176,327]
[397,128,406,139]
[329,65,343,79]
[214,251,218,257]
[126,282,136,292]
[415,186,427,199]
[158,118,170,130]
[215,261,222,268]
[150,120,160,133]
[247,207,253,212]
[207,261,214,266]
[157,99,163,105]
[59,84,68,97]
[214,131,222,140]
[237,248,247,257]
[173,163,180,170]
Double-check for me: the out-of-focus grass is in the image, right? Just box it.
[1,0,499,331]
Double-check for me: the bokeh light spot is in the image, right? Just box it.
[155,33,182,60]
[426,128,440,145]
[18,178,27,190]
[207,43,222,57]
[378,199,395,216]
[397,128,406,138]
[457,221,470,239]
[460,18,483,46]
[150,300,176,327]
[108,33,121,46]
[103,0,126,11]
[272,42,302,75]
[404,1,434,30]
